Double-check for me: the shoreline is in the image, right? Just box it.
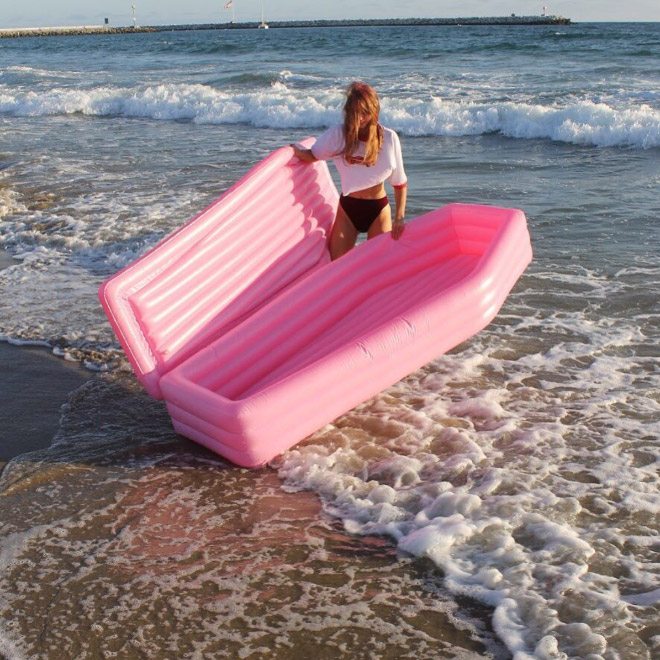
[0,251,92,470]
[0,15,571,38]
[0,247,501,657]
[0,342,91,466]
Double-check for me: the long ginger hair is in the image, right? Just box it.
[340,82,384,167]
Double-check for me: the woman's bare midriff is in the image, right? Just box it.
[345,182,386,200]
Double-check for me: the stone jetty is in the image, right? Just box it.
[0,26,154,39]
[0,15,570,39]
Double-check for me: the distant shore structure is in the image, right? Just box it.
[0,25,155,38]
[0,15,571,39]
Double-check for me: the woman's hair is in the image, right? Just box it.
[340,81,384,167]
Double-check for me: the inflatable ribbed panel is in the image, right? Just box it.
[99,143,338,398]
[100,144,532,467]
[158,201,533,467]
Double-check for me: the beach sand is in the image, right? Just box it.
[0,342,92,465]
[0,250,92,469]
[0,356,501,659]
[0,181,500,652]
[0,250,14,271]
[0,249,501,659]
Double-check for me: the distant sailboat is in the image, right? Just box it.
[259,1,269,29]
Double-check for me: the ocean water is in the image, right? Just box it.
[0,22,659,659]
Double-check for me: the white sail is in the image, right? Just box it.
[259,1,269,28]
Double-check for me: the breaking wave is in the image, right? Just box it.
[1,83,659,148]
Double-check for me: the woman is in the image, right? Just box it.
[291,82,407,260]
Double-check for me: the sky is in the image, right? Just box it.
[2,1,659,29]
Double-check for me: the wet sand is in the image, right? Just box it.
[0,342,92,465]
[0,331,502,659]
[0,367,503,659]
[0,250,14,270]
[0,250,92,468]
[0,253,502,660]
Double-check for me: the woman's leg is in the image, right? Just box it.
[329,203,358,260]
[367,203,392,240]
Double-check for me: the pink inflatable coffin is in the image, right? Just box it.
[99,143,338,400]
[100,145,532,467]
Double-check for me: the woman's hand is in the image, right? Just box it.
[290,144,317,162]
[392,218,405,240]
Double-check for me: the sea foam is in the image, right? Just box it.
[274,263,660,660]
[1,83,659,149]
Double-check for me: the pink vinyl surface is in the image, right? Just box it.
[160,202,532,467]
[100,146,532,467]
[99,142,338,398]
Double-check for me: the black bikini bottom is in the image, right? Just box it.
[339,195,389,233]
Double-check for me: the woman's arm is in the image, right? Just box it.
[290,144,318,162]
[392,184,407,240]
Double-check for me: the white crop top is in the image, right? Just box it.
[310,124,407,195]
